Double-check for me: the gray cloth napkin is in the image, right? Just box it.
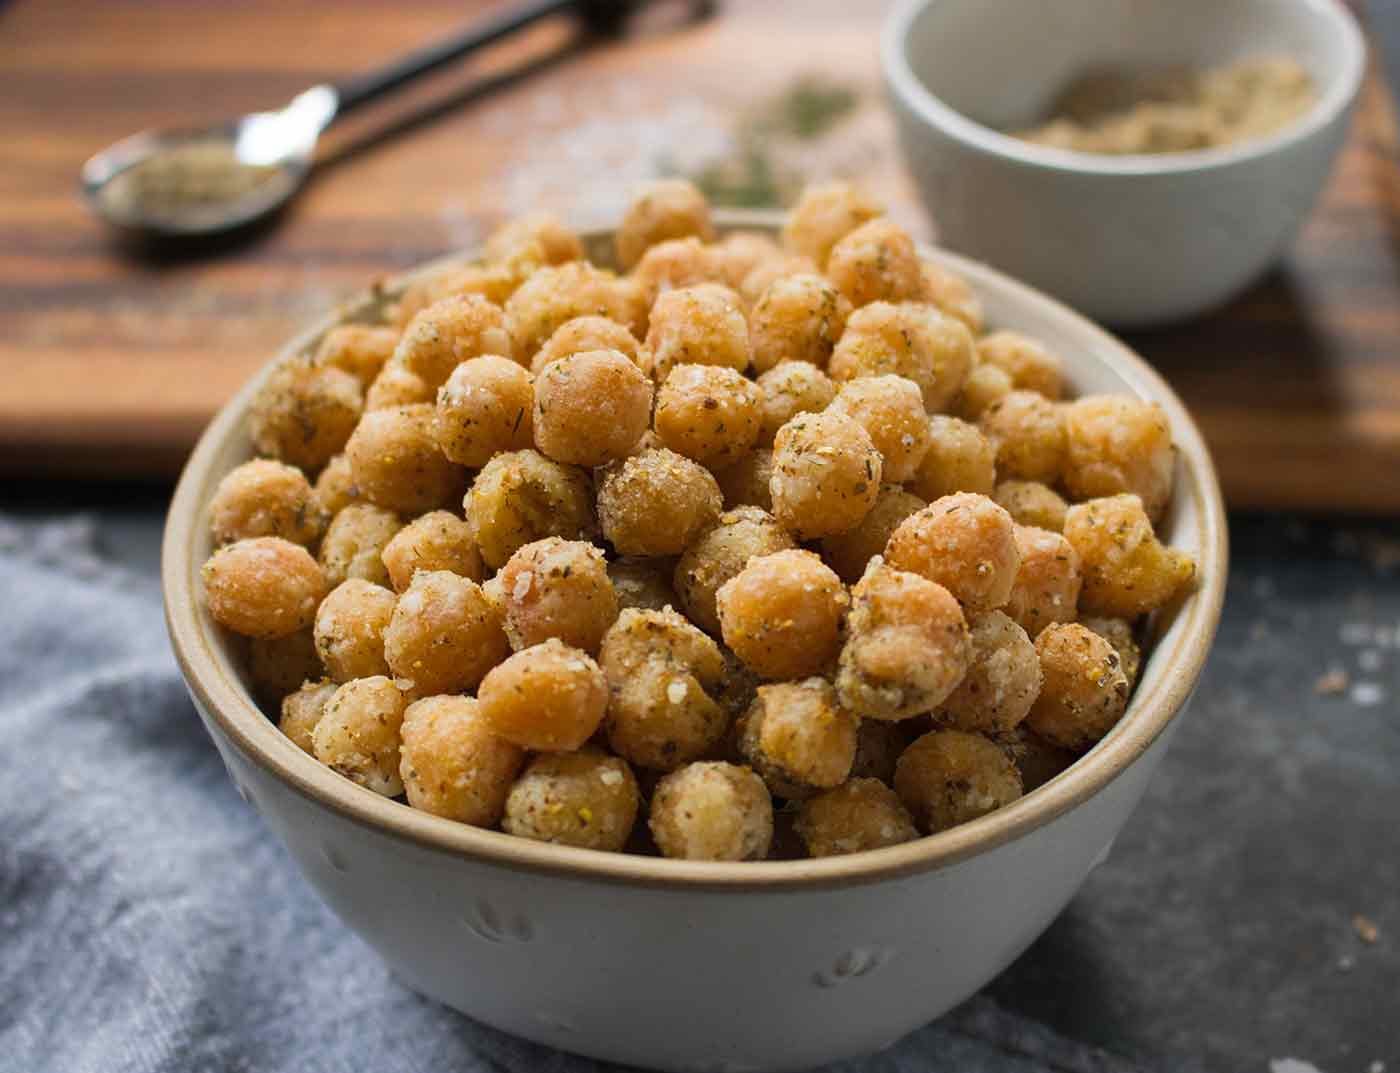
[0,516,1139,1073]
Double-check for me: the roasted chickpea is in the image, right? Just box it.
[1063,395,1175,521]
[739,254,819,307]
[1005,524,1082,637]
[954,360,1014,420]
[346,404,466,514]
[314,324,398,385]
[1064,494,1195,618]
[1009,726,1078,791]
[712,230,781,290]
[781,180,884,267]
[533,349,653,466]
[795,778,919,857]
[208,459,326,547]
[477,639,609,751]
[654,364,762,467]
[994,480,1069,532]
[829,301,974,412]
[248,629,322,702]
[980,390,1067,482]
[465,449,597,569]
[821,485,926,584]
[940,610,1041,734]
[380,510,483,592]
[770,410,882,540]
[749,274,852,373]
[311,676,407,796]
[596,448,722,557]
[313,579,396,682]
[909,415,997,501]
[829,374,932,483]
[279,678,336,753]
[496,537,617,653]
[433,355,534,467]
[395,293,514,388]
[483,211,583,269]
[399,694,525,826]
[738,678,858,799]
[631,237,725,309]
[249,357,363,472]
[716,549,847,680]
[531,315,642,375]
[615,178,715,269]
[1081,616,1144,689]
[395,264,521,330]
[752,361,834,447]
[383,570,508,696]
[826,218,924,307]
[313,453,361,515]
[977,331,1065,399]
[202,537,326,639]
[1026,623,1130,750]
[649,762,773,861]
[886,493,1020,611]
[319,503,402,589]
[365,356,433,411]
[715,448,774,512]
[894,729,1023,832]
[920,259,984,335]
[506,261,636,358]
[644,283,751,383]
[608,556,678,613]
[674,507,795,635]
[503,748,640,851]
[849,719,916,783]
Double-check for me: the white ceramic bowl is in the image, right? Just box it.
[163,212,1227,1072]
[882,0,1364,327]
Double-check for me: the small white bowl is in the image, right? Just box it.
[882,0,1364,327]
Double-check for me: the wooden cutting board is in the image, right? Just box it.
[2,0,1398,511]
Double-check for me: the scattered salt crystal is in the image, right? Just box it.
[1357,649,1383,672]
[599,768,623,787]
[513,571,533,600]
[1337,954,1355,972]
[1368,1061,1385,1073]
[1349,682,1386,707]
[666,679,688,704]
[1269,1059,1325,1073]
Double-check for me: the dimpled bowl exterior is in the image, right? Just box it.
[164,212,1227,1073]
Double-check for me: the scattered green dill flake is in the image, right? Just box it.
[756,77,860,141]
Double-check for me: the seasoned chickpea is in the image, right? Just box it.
[920,259,984,335]
[395,293,514,388]
[313,453,361,515]
[531,315,641,375]
[1064,494,1196,617]
[714,448,774,512]
[674,506,795,635]
[496,537,617,653]
[249,358,363,472]
[395,264,521,330]
[608,557,677,613]
[994,480,1069,532]
[754,361,835,446]
[821,485,926,585]
[615,178,714,269]
[279,678,336,753]
[365,356,433,411]
[738,678,858,799]
[596,448,722,557]
[849,719,916,784]
[712,231,781,290]
[1027,623,1130,750]
[466,449,597,569]
[977,331,1065,399]
[829,301,974,412]
[835,563,970,721]
[940,610,1041,734]
[503,748,640,851]
[781,180,884,267]
[649,762,773,861]
[829,374,932,483]
[954,360,1014,420]
[398,694,525,825]
[644,283,751,383]
[311,676,407,797]
[1081,616,1144,689]
[313,579,396,682]
[894,729,1023,832]
[631,237,724,309]
[749,274,852,373]
[739,254,819,307]
[1005,525,1082,637]
[796,778,919,857]
[909,415,997,501]
[433,355,534,467]
[770,410,882,540]
[506,261,636,358]
[346,403,466,514]
[314,324,398,385]
[716,549,847,680]
[1009,726,1077,791]
[1063,396,1176,521]
[248,629,322,702]
[202,537,326,638]
[319,503,402,589]
[483,211,583,269]
[533,349,653,466]
[886,493,1020,610]
[654,364,762,467]
[380,510,483,592]
[477,639,609,751]
[826,218,924,307]
[208,459,326,547]
[383,570,508,696]
[980,390,1067,482]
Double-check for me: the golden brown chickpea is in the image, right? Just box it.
[909,415,997,502]
[820,485,926,585]
[674,506,795,635]
[712,230,782,290]
[1026,623,1130,750]
[954,360,1014,420]
[754,361,836,446]
[531,315,642,376]
[1063,396,1175,521]
[644,283,752,384]
[395,264,521,331]
[826,218,924,308]
[477,639,609,751]
[596,448,722,557]
[319,503,402,589]
[714,448,775,512]
[346,404,466,515]
[313,453,361,516]
[314,324,398,385]
[313,579,396,682]
[829,374,932,483]
[533,349,653,466]
[506,261,636,359]
[202,537,326,639]
[208,459,326,548]
[829,301,974,412]
[781,181,884,267]
[885,493,1020,611]
[716,549,848,680]
[630,237,725,309]
[433,355,534,467]
[365,356,433,411]
[894,729,1023,832]
[980,390,1067,482]
[738,678,858,799]
[248,629,322,703]
[249,358,364,473]
[615,178,715,269]
[395,293,514,388]
[749,274,852,374]
[1005,525,1082,637]
[653,364,763,467]
[738,254,819,308]
[1009,726,1078,791]
[1064,494,1196,618]
[496,537,618,654]
[503,748,640,851]
[940,610,1041,734]
[919,259,984,335]
[312,676,407,797]
[398,694,525,825]
[849,719,917,784]
[1080,616,1144,689]
[465,449,597,569]
[380,510,483,593]
[795,778,919,857]
[279,678,336,753]
[993,480,1069,532]
[976,331,1065,399]
[835,563,970,721]
[649,761,773,861]
[383,570,508,696]
[483,211,584,269]
[770,410,882,540]
[608,556,678,613]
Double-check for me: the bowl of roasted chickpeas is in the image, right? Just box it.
[164,179,1227,1072]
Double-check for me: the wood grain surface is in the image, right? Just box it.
[1,0,1397,511]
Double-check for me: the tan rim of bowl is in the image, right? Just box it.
[163,209,1228,892]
